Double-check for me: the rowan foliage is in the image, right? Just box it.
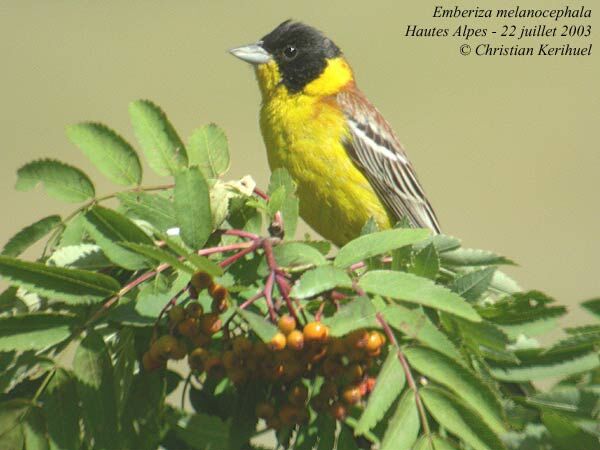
[1,100,598,450]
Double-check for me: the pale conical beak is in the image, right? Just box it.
[229,43,272,65]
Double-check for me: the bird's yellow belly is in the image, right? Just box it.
[260,95,392,246]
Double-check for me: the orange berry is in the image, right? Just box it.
[288,384,309,406]
[286,330,304,351]
[177,317,200,337]
[199,313,222,335]
[330,401,347,420]
[277,315,297,335]
[191,271,213,291]
[142,351,164,371]
[342,385,362,405]
[232,336,253,355]
[185,302,204,318]
[346,329,369,350]
[269,332,287,351]
[188,348,207,371]
[190,332,211,348]
[365,331,385,352]
[279,404,306,425]
[209,284,228,301]
[345,363,364,383]
[255,402,275,419]
[150,335,186,360]
[303,322,329,343]
[168,305,185,324]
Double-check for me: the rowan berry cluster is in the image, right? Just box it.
[142,272,387,429]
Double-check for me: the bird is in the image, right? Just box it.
[230,20,440,246]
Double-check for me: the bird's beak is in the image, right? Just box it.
[229,42,272,65]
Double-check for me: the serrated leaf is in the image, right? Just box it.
[360,270,481,321]
[118,191,177,231]
[0,399,29,449]
[267,168,299,238]
[337,424,360,450]
[291,265,352,299]
[316,415,336,450]
[420,387,505,450]
[73,332,119,450]
[0,255,119,303]
[414,234,461,253]
[119,242,194,274]
[187,123,230,178]
[542,410,600,450]
[413,436,458,450]
[335,228,430,268]
[581,298,600,319]
[47,244,111,270]
[67,122,142,186]
[0,313,73,351]
[411,242,439,279]
[16,159,95,203]
[58,213,87,247]
[441,248,514,267]
[129,99,187,176]
[381,304,463,361]
[43,369,80,450]
[237,308,278,342]
[85,205,153,270]
[174,167,212,249]
[2,215,61,257]
[356,349,405,434]
[22,407,49,450]
[489,349,600,381]
[322,297,377,336]
[157,233,223,277]
[527,385,600,417]
[380,389,420,450]
[452,267,496,302]
[259,242,327,274]
[405,346,505,434]
[174,412,230,449]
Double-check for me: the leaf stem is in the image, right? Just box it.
[376,313,431,436]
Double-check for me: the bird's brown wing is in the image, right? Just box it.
[336,87,441,233]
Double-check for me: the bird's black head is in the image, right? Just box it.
[259,21,342,93]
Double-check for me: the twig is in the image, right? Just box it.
[263,271,277,322]
[219,241,260,268]
[376,313,431,436]
[223,229,260,241]
[253,187,269,201]
[197,241,254,256]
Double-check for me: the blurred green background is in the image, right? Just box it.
[1,1,598,330]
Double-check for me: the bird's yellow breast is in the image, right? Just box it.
[255,58,392,246]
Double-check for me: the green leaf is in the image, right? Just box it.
[322,297,378,336]
[420,387,505,450]
[119,242,194,274]
[412,435,458,450]
[129,99,187,176]
[237,308,278,342]
[85,205,153,270]
[381,304,462,361]
[259,242,327,273]
[268,168,299,238]
[16,159,95,203]
[410,242,439,279]
[73,332,119,450]
[404,346,505,434]
[0,313,73,351]
[23,407,49,450]
[360,270,481,322]
[542,410,600,450]
[0,255,119,303]
[526,385,600,418]
[174,167,212,250]
[187,123,230,178]
[0,399,29,450]
[316,415,336,450]
[2,215,61,257]
[581,298,600,319]
[335,228,430,268]
[337,424,360,450]
[173,412,230,449]
[488,349,600,381]
[291,265,352,299]
[47,244,112,270]
[67,122,142,186]
[355,349,405,435]
[118,191,177,231]
[451,267,496,302]
[157,233,223,277]
[43,369,81,450]
[441,248,514,267]
[380,389,420,450]
[415,234,461,253]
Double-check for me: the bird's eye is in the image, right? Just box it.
[283,45,298,60]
